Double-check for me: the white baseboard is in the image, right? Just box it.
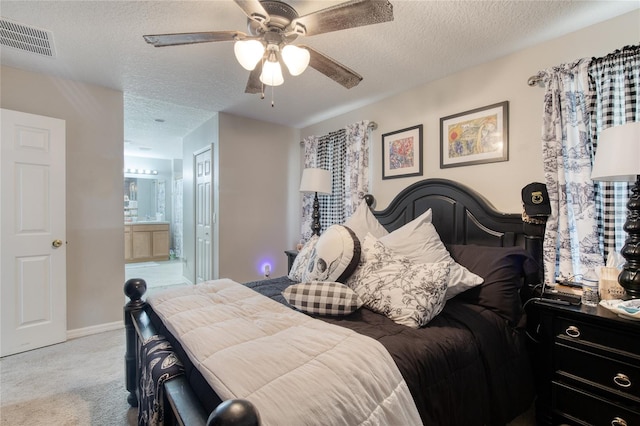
[67,320,124,340]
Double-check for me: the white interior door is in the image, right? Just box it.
[195,148,212,283]
[1,108,66,357]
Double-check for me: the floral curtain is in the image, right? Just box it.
[300,134,319,242]
[589,44,640,261]
[300,120,372,241]
[344,121,371,216]
[539,59,604,285]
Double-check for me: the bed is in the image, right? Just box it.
[124,178,542,426]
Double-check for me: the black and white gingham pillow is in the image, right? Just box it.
[282,282,362,316]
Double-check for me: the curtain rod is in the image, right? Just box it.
[299,121,378,145]
[528,44,640,88]
[527,75,543,87]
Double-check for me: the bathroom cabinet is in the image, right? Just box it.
[124,223,170,263]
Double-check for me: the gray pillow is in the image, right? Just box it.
[344,199,388,242]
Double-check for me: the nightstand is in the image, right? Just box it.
[284,250,298,274]
[529,300,640,425]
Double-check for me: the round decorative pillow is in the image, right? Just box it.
[302,225,361,283]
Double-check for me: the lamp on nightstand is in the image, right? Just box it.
[299,168,332,236]
[591,122,640,299]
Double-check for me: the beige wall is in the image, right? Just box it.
[1,66,124,332]
[181,113,300,284]
[301,10,640,214]
[217,113,300,282]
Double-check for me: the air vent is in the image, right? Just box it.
[0,18,55,57]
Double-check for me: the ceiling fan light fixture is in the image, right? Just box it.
[144,0,394,94]
[234,40,265,70]
[260,57,284,86]
[281,45,310,76]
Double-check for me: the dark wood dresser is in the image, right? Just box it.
[529,300,640,425]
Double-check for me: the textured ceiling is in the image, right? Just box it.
[1,1,638,159]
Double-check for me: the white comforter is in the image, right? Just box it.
[149,279,422,426]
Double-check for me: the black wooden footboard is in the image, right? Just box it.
[124,278,149,408]
[124,278,260,426]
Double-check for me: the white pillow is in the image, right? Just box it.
[345,234,449,328]
[282,282,362,316]
[288,235,319,281]
[302,225,361,283]
[379,209,483,299]
[344,199,388,242]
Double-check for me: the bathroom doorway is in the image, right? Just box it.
[123,157,188,291]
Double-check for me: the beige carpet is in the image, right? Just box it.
[0,329,136,426]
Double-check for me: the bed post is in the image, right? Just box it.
[124,278,148,407]
[523,220,546,286]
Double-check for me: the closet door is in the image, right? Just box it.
[194,148,212,283]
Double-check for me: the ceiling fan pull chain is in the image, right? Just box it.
[260,57,265,100]
[271,85,275,108]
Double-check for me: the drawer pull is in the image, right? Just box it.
[613,373,632,388]
[611,417,627,426]
[565,325,580,338]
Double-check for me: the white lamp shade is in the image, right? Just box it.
[260,59,284,86]
[299,168,332,195]
[281,45,310,76]
[234,40,265,71]
[591,122,640,182]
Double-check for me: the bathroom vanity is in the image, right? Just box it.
[124,222,170,263]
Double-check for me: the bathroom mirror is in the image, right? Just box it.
[124,177,165,221]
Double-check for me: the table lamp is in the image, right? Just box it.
[591,122,640,299]
[299,168,332,236]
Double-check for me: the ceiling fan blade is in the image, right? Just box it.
[143,31,247,47]
[292,0,393,37]
[301,45,362,89]
[234,0,270,25]
[245,61,263,94]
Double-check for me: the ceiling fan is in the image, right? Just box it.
[143,0,394,95]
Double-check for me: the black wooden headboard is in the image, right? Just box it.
[371,178,533,251]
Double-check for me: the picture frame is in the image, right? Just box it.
[440,101,509,169]
[382,124,423,179]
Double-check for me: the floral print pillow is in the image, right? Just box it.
[345,234,450,328]
[288,235,319,281]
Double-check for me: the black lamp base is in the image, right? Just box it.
[619,176,640,299]
[311,191,321,236]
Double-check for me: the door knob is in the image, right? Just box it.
[52,239,63,248]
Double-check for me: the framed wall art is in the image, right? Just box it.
[440,101,509,169]
[382,124,423,179]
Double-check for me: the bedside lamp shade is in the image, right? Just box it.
[299,168,332,236]
[591,121,640,299]
[591,122,640,182]
[299,168,332,195]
